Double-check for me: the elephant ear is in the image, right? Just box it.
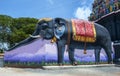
[54,18,66,39]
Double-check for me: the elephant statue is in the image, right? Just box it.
[7,18,113,65]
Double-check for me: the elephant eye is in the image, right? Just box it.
[41,23,49,30]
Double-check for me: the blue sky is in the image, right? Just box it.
[0,0,94,20]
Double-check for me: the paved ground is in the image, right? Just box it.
[0,64,120,76]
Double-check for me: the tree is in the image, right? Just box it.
[0,15,13,50]
[0,15,38,50]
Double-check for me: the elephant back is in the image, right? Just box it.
[71,19,96,42]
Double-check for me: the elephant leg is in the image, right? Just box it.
[104,47,113,64]
[56,41,65,66]
[102,42,113,64]
[94,48,101,64]
[68,48,77,65]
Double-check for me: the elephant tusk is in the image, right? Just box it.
[29,34,41,38]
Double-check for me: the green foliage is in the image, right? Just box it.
[0,14,38,50]
[10,30,28,44]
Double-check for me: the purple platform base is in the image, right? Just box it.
[4,39,114,65]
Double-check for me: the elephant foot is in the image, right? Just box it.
[58,63,64,66]
[108,61,113,64]
[72,61,78,66]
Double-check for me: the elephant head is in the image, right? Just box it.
[31,18,67,40]
[30,18,54,40]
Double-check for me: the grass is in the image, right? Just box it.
[4,61,108,67]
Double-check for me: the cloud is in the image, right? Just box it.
[81,0,87,6]
[74,7,92,20]
[47,0,54,5]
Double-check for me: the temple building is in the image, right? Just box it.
[89,0,120,21]
[89,0,120,41]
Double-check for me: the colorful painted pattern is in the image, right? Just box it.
[72,19,96,42]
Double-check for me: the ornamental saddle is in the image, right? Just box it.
[72,19,96,43]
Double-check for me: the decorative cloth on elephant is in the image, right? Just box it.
[72,19,96,42]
